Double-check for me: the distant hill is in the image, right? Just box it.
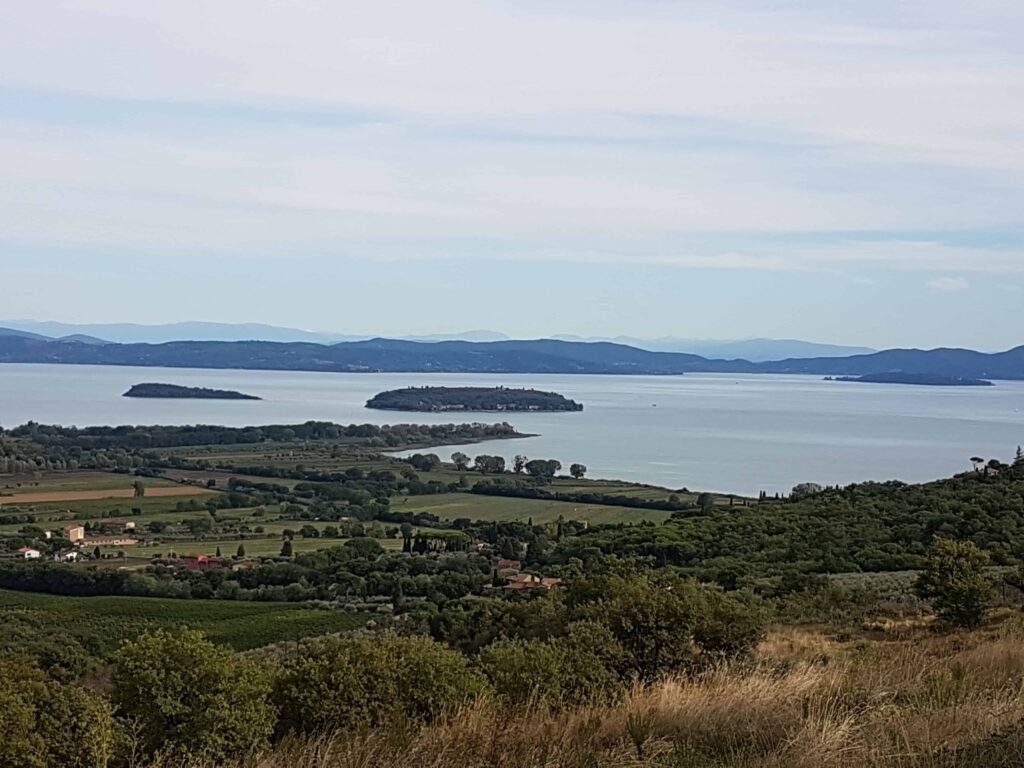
[757,346,1024,380]
[0,335,1021,378]
[1,322,874,360]
[0,327,51,341]
[0,320,511,345]
[553,335,875,361]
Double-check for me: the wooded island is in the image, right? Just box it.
[366,386,583,412]
[825,373,994,386]
[123,383,261,400]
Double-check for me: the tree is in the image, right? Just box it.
[513,455,527,474]
[112,629,274,763]
[407,453,441,472]
[1015,446,1023,467]
[970,456,984,472]
[236,543,246,558]
[790,482,824,500]
[697,492,715,514]
[569,463,587,479]
[525,459,561,479]
[133,480,145,498]
[92,546,101,560]
[215,546,222,558]
[914,539,993,628]
[474,455,506,474]
[280,539,293,557]
[344,537,384,558]
[451,452,470,471]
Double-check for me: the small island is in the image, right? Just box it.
[123,383,261,400]
[824,373,994,387]
[366,386,583,412]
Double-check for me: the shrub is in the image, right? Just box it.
[112,629,274,763]
[273,634,487,734]
[479,622,625,707]
[914,539,994,628]
[581,573,765,680]
[0,661,115,768]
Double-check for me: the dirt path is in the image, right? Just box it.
[0,486,215,504]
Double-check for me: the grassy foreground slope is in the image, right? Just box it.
[253,615,1024,768]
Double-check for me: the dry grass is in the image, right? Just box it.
[228,615,1024,768]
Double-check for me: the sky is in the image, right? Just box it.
[1,1,1023,349]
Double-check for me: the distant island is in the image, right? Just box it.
[123,383,261,400]
[825,373,994,387]
[366,386,583,412]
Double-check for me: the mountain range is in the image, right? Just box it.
[0,321,873,362]
[1,330,1022,379]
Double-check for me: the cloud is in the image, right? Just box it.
[0,1,1022,280]
[926,276,970,292]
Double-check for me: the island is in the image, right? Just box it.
[366,386,583,412]
[123,383,261,400]
[824,373,994,387]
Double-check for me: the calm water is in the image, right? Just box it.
[1,363,1022,496]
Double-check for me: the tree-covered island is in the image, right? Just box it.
[366,386,583,412]
[123,383,262,400]
[825,373,994,386]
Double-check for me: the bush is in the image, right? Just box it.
[112,629,274,764]
[479,623,624,707]
[580,573,765,680]
[0,661,115,768]
[914,539,994,628]
[274,634,487,734]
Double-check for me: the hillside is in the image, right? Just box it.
[0,334,1022,378]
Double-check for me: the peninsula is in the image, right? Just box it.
[366,386,583,412]
[123,383,261,400]
[825,373,994,386]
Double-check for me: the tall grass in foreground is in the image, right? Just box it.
[243,614,1024,768]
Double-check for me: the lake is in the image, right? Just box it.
[1,363,1022,496]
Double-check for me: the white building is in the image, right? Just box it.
[18,547,41,560]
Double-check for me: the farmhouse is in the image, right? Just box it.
[83,536,138,547]
[53,550,81,563]
[63,524,85,543]
[18,547,42,560]
[503,573,561,591]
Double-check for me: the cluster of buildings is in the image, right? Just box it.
[494,558,561,591]
[61,522,138,548]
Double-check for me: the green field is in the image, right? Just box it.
[0,588,373,654]
[0,471,179,494]
[0,493,222,532]
[396,492,672,525]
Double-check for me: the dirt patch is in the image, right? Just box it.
[0,486,215,504]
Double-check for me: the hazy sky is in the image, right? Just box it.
[2,1,1022,348]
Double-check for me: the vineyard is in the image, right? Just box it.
[0,589,371,654]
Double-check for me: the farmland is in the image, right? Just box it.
[397,492,672,525]
[0,588,373,654]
